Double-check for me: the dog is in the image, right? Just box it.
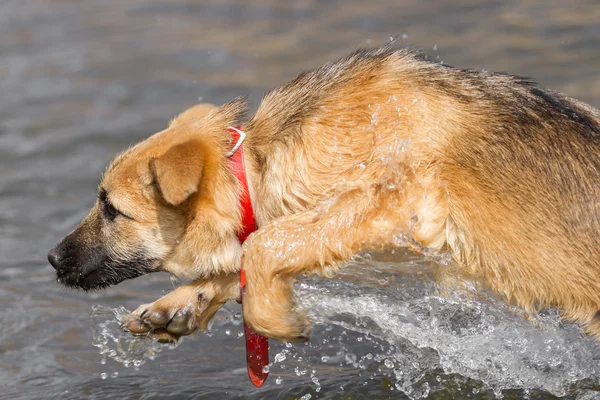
[48,46,600,342]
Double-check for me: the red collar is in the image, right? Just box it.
[226,126,269,388]
[227,126,257,243]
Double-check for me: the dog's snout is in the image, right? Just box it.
[48,247,62,271]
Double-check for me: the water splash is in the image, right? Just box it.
[89,305,182,370]
[291,253,600,398]
[87,256,600,398]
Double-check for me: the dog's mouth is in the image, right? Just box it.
[55,255,157,291]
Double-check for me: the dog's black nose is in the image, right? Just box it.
[48,248,61,270]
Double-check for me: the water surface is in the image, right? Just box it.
[1,1,599,399]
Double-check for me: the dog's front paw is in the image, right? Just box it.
[247,308,312,342]
[122,285,201,342]
[121,275,240,342]
[243,291,312,342]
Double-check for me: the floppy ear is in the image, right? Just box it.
[150,140,205,206]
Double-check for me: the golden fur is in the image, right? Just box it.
[49,47,600,342]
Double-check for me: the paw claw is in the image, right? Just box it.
[121,315,151,335]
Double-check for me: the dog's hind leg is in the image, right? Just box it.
[240,186,427,341]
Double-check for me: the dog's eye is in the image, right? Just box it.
[104,201,120,221]
[98,189,133,222]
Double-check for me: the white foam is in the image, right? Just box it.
[293,254,600,398]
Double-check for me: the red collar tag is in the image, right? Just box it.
[227,126,269,387]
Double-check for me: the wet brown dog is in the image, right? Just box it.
[49,47,600,342]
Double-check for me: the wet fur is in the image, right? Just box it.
[50,46,600,341]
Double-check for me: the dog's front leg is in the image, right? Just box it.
[122,273,240,342]
[241,187,411,341]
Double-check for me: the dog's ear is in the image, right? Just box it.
[150,140,205,206]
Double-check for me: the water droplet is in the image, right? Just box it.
[100,372,107,380]
[169,274,181,288]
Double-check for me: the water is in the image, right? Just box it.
[1,0,599,399]
[88,254,600,399]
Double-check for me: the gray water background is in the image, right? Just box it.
[1,1,600,399]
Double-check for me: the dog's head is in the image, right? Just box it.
[48,99,247,290]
